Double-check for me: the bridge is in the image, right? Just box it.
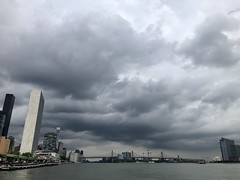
[84,151,182,161]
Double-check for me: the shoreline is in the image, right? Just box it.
[0,162,59,171]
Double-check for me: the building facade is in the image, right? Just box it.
[0,136,10,154]
[1,94,15,137]
[34,150,60,162]
[56,127,60,145]
[0,112,5,135]
[122,152,132,160]
[8,136,15,152]
[43,132,57,152]
[57,142,66,158]
[220,137,237,161]
[20,90,44,154]
[69,150,84,163]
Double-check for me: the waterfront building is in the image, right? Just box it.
[212,156,221,162]
[57,142,63,152]
[14,144,21,152]
[37,144,43,150]
[0,136,10,154]
[43,132,57,152]
[1,94,15,137]
[118,154,124,160]
[79,150,85,162]
[56,127,60,145]
[122,151,132,160]
[69,150,80,163]
[20,90,44,154]
[220,137,237,161]
[0,112,5,135]
[57,142,66,158]
[235,145,240,159]
[34,150,60,162]
[7,136,15,152]
[69,150,84,163]
[62,148,67,158]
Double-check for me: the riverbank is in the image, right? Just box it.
[0,162,59,171]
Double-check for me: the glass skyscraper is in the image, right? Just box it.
[1,94,15,137]
[220,137,237,161]
[43,132,57,152]
[0,112,6,136]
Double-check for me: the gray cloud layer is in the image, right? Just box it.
[178,14,240,67]
[1,0,240,157]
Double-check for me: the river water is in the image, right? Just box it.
[1,163,240,180]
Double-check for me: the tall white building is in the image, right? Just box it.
[20,90,44,154]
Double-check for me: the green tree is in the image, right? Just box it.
[9,151,20,155]
[21,152,33,157]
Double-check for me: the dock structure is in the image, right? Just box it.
[0,153,60,171]
[0,162,59,171]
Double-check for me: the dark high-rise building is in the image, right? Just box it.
[220,137,237,161]
[14,144,21,152]
[0,111,6,135]
[7,136,15,152]
[43,132,57,152]
[1,94,15,137]
[56,127,60,144]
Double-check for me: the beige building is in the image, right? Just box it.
[20,90,44,154]
[0,136,10,154]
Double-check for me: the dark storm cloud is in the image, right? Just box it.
[111,77,210,116]
[72,120,156,144]
[112,80,170,117]
[152,138,219,151]
[178,14,240,67]
[43,112,167,145]
[0,8,176,149]
[46,99,109,114]
[0,14,172,100]
[40,79,212,151]
[202,81,240,108]
[44,103,220,152]
[37,72,228,151]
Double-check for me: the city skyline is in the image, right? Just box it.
[0,0,240,158]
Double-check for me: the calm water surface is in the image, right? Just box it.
[1,163,240,180]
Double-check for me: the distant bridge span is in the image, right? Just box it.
[84,151,177,159]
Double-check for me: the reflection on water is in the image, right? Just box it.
[0,169,31,180]
[14,169,31,179]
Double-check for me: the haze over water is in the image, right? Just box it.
[1,163,240,180]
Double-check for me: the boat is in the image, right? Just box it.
[197,160,206,164]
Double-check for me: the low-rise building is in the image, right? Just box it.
[0,136,10,154]
[34,150,60,162]
[69,150,85,163]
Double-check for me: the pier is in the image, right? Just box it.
[0,162,59,171]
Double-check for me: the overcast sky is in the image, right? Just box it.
[0,0,240,158]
